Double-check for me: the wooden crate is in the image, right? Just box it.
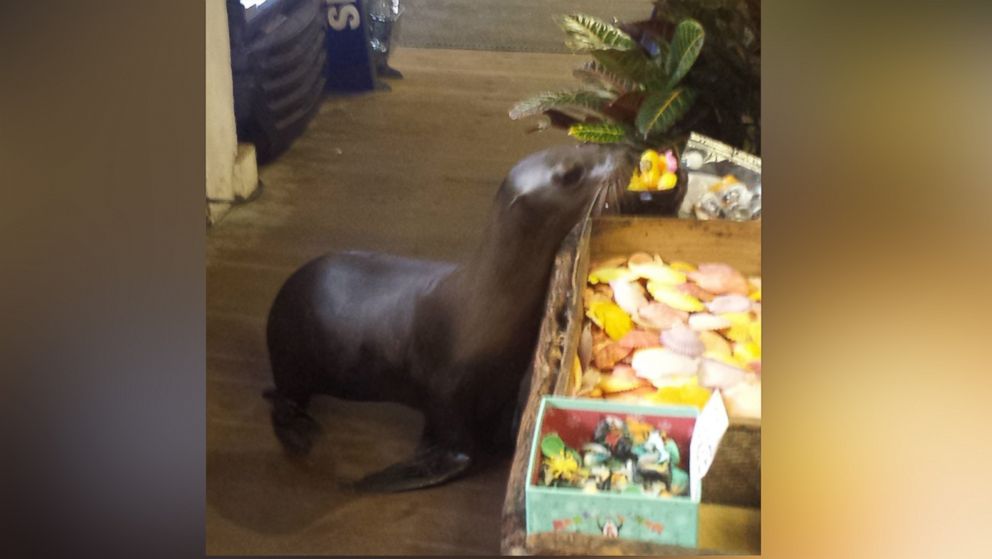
[502,217,761,555]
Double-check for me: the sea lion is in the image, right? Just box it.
[264,144,631,492]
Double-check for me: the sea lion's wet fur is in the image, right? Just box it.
[265,145,629,490]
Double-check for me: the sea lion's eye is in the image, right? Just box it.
[554,162,585,187]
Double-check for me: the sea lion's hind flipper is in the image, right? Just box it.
[349,447,471,493]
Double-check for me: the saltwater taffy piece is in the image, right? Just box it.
[264,145,632,492]
[538,416,689,497]
[576,254,761,418]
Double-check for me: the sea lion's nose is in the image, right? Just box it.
[552,160,585,187]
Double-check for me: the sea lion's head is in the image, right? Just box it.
[497,144,633,233]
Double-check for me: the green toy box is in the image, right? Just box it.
[525,395,729,547]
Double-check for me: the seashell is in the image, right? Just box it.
[706,294,752,314]
[603,385,655,403]
[631,348,700,386]
[629,261,686,285]
[749,319,761,347]
[698,357,747,390]
[723,380,761,419]
[590,256,628,270]
[721,312,753,327]
[627,252,655,267]
[578,323,593,370]
[688,312,732,330]
[676,281,716,302]
[698,330,732,356]
[609,279,649,316]
[669,260,697,273]
[588,266,634,285]
[749,360,761,375]
[725,324,751,343]
[688,263,750,295]
[586,300,633,341]
[647,282,704,311]
[633,302,687,330]
[592,341,633,369]
[598,366,647,393]
[578,367,602,391]
[649,377,712,410]
[733,340,761,363]
[660,323,704,357]
[618,328,663,350]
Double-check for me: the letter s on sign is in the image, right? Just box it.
[328,5,360,31]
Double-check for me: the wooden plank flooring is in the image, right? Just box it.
[206,47,759,555]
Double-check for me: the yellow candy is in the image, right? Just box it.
[647,282,704,311]
[642,168,660,188]
[588,267,633,285]
[586,300,633,340]
[669,261,697,273]
[658,171,678,190]
[749,289,762,301]
[734,340,761,363]
[639,149,661,174]
[627,170,649,191]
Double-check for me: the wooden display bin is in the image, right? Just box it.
[502,216,761,555]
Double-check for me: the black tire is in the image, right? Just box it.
[229,0,327,164]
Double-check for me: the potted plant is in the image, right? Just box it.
[509,14,705,215]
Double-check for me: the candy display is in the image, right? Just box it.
[627,149,679,192]
[538,416,689,498]
[576,253,761,419]
[678,132,761,221]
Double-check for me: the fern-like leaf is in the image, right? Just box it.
[557,14,635,52]
[568,122,628,144]
[665,19,705,88]
[508,90,608,120]
[634,87,696,137]
[572,62,636,95]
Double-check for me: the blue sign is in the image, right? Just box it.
[324,0,376,91]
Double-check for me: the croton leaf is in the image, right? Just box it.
[572,61,636,95]
[634,87,696,138]
[591,48,653,85]
[557,13,636,51]
[508,90,608,120]
[665,19,705,89]
[568,122,628,144]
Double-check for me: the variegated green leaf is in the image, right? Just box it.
[665,19,705,88]
[591,49,652,86]
[568,122,628,144]
[572,61,636,95]
[508,90,608,120]
[634,87,695,137]
[557,14,636,51]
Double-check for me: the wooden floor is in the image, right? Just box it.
[206,48,759,555]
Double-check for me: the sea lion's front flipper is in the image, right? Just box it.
[350,446,472,493]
